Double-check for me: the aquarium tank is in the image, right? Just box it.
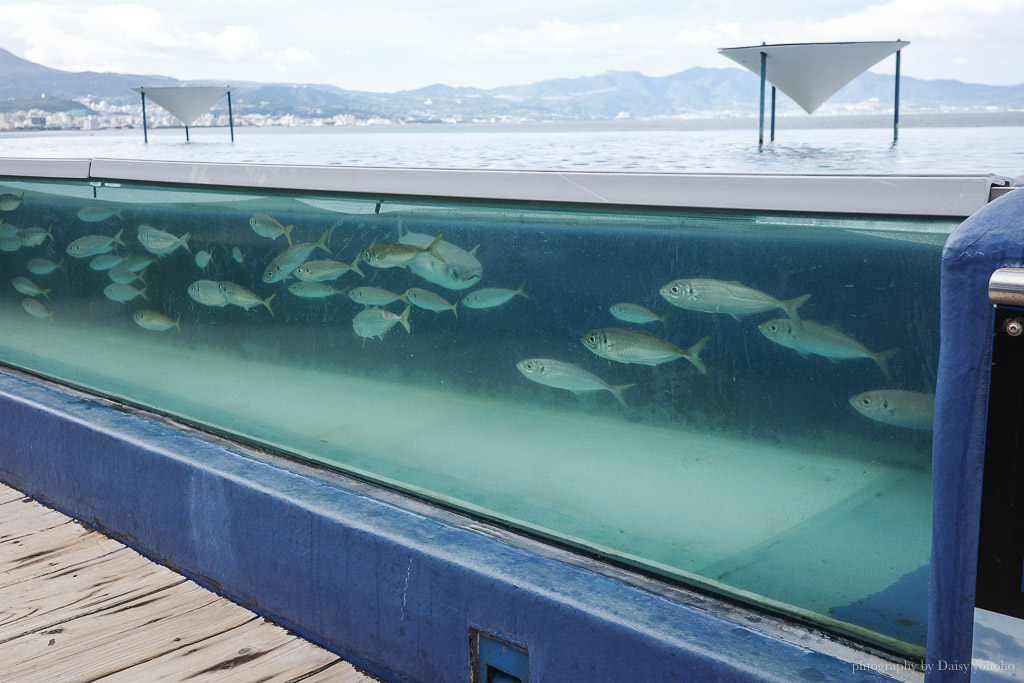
[0,174,951,658]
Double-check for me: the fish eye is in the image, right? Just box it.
[524,362,534,371]
[451,267,460,278]
[669,285,680,295]
[861,398,871,406]
[588,335,597,344]
[769,324,777,332]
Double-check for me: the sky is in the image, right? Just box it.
[3,0,1024,93]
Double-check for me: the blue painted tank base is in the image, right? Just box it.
[0,368,910,682]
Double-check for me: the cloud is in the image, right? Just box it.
[468,19,638,59]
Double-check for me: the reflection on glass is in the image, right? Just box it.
[0,177,951,656]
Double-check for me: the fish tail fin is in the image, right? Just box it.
[41,288,51,300]
[174,316,182,334]
[56,258,65,272]
[782,294,812,322]
[114,209,123,221]
[451,300,458,320]
[47,309,54,322]
[263,292,277,316]
[46,223,53,241]
[683,335,711,376]
[516,280,530,300]
[874,347,900,381]
[137,269,148,286]
[112,228,125,246]
[335,286,350,298]
[316,229,332,255]
[659,310,672,329]
[284,225,294,247]
[609,383,635,410]
[425,233,447,264]
[180,232,191,253]
[399,305,412,333]
[351,255,365,278]
[140,287,148,301]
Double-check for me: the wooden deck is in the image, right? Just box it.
[0,483,378,682]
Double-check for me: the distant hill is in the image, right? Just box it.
[2,46,1023,122]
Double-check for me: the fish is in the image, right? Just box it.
[195,250,213,268]
[0,192,25,211]
[137,224,191,256]
[26,258,64,275]
[660,278,811,322]
[133,309,180,333]
[461,282,528,309]
[262,230,331,283]
[516,358,634,409]
[22,297,53,321]
[362,233,446,269]
[347,286,407,306]
[399,224,482,290]
[287,282,349,299]
[218,282,276,315]
[849,390,935,430]
[609,303,671,329]
[249,213,294,246]
[66,230,125,258]
[293,258,364,282]
[13,276,50,299]
[352,305,411,342]
[89,254,124,271]
[77,206,122,222]
[758,318,899,380]
[581,328,709,375]
[108,265,145,285]
[0,221,20,237]
[103,283,147,303]
[232,247,245,264]
[19,225,52,247]
[188,279,229,307]
[403,288,458,318]
[122,254,156,273]
[0,234,21,252]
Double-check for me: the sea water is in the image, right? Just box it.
[0,167,952,655]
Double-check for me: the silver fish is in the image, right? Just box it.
[195,250,213,268]
[461,283,528,310]
[13,276,50,299]
[103,283,147,303]
[348,286,407,306]
[262,230,331,283]
[352,306,411,341]
[122,254,156,273]
[0,192,25,211]
[362,233,445,269]
[581,328,709,374]
[188,280,229,307]
[19,226,52,247]
[0,234,21,252]
[516,358,633,409]
[758,318,899,379]
[849,390,935,431]
[403,288,458,318]
[133,309,180,332]
[137,224,191,256]
[26,258,63,275]
[22,297,53,321]
[0,221,20,237]
[232,246,245,264]
[287,282,348,299]
[89,254,124,271]
[108,265,145,285]
[66,230,125,258]
[660,278,811,322]
[400,225,482,290]
[609,303,670,328]
[218,282,276,315]
[293,258,364,282]
[249,213,294,246]
[77,206,122,222]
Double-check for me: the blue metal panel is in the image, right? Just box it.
[0,369,905,682]
[928,188,1024,680]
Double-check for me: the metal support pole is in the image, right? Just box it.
[894,49,902,142]
[759,51,766,146]
[227,90,235,142]
[770,85,776,142]
[185,125,189,142]
[140,91,148,144]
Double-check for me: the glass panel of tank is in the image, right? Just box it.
[0,176,951,656]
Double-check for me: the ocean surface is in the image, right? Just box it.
[2,113,1023,177]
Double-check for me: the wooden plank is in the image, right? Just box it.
[297,661,382,683]
[0,522,119,588]
[0,549,183,643]
[0,484,28,504]
[101,616,341,682]
[0,502,73,542]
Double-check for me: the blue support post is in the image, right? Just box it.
[894,49,902,142]
[140,91,148,144]
[770,85,776,142]
[185,125,189,142]
[759,51,767,146]
[227,90,235,142]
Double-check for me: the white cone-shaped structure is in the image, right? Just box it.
[718,41,908,114]
[132,87,237,126]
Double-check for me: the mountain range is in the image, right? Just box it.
[2,46,1023,122]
